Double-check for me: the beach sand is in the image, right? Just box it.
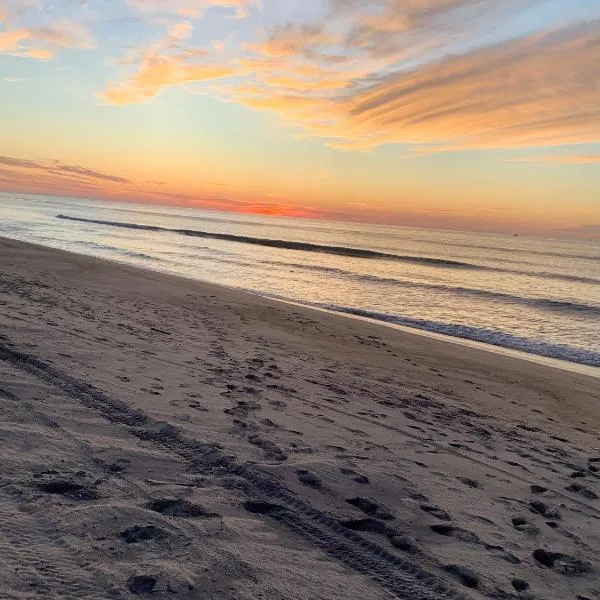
[1,236,599,600]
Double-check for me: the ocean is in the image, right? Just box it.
[2,192,599,368]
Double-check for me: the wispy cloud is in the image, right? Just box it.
[233,18,600,154]
[0,19,94,60]
[4,0,600,165]
[0,155,130,184]
[97,0,600,157]
[98,55,236,104]
[97,20,237,104]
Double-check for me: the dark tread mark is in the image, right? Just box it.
[247,435,288,462]
[147,498,220,518]
[0,487,110,599]
[389,535,420,553]
[0,342,469,600]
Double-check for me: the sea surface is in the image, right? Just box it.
[2,192,599,367]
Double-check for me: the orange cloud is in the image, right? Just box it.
[98,0,600,157]
[246,24,342,60]
[0,154,135,206]
[234,20,600,153]
[98,55,237,105]
[237,92,318,113]
[98,21,237,105]
[332,0,529,56]
[0,20,93,60]
[260,74,353,92]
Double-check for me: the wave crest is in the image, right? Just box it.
[57,214,600,286]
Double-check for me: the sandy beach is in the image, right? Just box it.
[1,236,599,600]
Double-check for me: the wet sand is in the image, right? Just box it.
[1,236,599,600]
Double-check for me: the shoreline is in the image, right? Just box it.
[3,234,599,379]
[1,235,599,600]
[266,295,600,379]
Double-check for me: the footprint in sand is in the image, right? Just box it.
[442,565,479,589]
[120,525,166,543]
[430,524,480,543]
[529,500,561,519]
[458,477,480,488]
[530,484,548,494]
[340,467,370,484]
[532,549,593,574]
[511,578,530,592]
[341,517,389,534]
[248,435,288,462]
[512,516,540,534]
[243,500,283,515]
[107,458,130,473]
[37,479,98,501]
[565,483,598,499]
[420,504,452,521]
[296,469,322,488]
[389,535,420,553]
[346,497,394,520]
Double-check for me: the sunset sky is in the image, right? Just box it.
[1,0,599,234]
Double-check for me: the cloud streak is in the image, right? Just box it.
[230,15,600,154]
[0,156,130,184]
[97,0,600,156]
[0,19,93,60]
[5,0,600,164]
[99,55,237,104]
[321,20,600,152]
[98,20,237,104]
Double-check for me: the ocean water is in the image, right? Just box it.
[1,192,599,368]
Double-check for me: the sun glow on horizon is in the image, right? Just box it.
[1,0,599,237]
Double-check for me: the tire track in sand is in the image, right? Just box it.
[0,341,471,600]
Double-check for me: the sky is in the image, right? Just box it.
[1,0,599,236]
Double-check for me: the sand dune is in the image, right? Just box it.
[0,237,599,600]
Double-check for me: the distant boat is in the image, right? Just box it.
[513,233,519,237]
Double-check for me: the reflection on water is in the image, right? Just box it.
[2,192,599,366]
